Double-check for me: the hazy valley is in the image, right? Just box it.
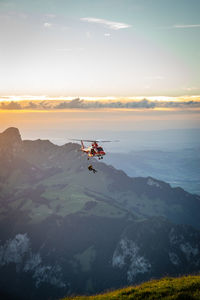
[104,147,200,195]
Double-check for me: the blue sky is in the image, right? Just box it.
[0,0,200,96]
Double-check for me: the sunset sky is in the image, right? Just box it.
[0,0,200,97]
[1,0,200,143]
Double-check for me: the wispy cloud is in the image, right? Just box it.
[182,87,199,91]
[43,22,52,28]
[173,24,200,29]
[80,17,131,30]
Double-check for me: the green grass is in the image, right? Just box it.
[62,275,200,300]
[42,182,126,219]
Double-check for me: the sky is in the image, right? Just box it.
[1,106,200,151]
[0,0,200,97]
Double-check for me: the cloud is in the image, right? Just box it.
[0,101,22,110]
[81,17,131,30]
[24,101,38,109]
[55,98,84,109]
[1,97,200,110]
[44,22,52,28]
[173,24,200,29]
[182,87,199,91]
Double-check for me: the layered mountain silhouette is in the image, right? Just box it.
[0,127,200,300]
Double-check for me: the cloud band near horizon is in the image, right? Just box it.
[1,98,200,110]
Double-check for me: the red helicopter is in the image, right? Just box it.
[70,139,116,160]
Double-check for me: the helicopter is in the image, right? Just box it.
[70,139,116,160]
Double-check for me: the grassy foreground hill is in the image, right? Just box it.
[63,275,200,300]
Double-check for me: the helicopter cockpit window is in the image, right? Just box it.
[91,148,95,154]
[97,147,103,151]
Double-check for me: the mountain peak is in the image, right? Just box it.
[1,127,22,141]
[0,127,22,156]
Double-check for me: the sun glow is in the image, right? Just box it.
[1,95,200,102]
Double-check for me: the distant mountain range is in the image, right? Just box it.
[0,127,200,300]
[104,148,200,195]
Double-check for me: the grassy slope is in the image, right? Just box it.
[63,275,200,300]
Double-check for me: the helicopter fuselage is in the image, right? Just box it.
[81,141,105,159]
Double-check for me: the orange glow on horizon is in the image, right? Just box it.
[0,95,200,103]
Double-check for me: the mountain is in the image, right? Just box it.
[62,275,200,300]
[104,148,200,195]
[0,127,200,300]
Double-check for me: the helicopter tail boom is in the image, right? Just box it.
[81,140,84,149]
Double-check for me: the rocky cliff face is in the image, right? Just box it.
[0,216,200,300]
[0,128,200,300]
[0,233,66,288]
[0,127,21,150]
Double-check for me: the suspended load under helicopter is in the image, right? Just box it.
[69,139,119,173]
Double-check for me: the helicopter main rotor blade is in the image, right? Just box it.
[68,139,84,141]
[68,139,119,143]
[68,139,98,143]
[98,140,119,143]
